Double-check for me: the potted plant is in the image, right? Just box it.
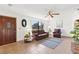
[70,20,79,44]
[70,19,79,53]
[24,32,30,43]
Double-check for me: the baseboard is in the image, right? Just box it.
[61,36,72,38]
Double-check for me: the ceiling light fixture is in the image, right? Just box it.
[8,4,13,7]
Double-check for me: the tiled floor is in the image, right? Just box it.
[0,37,73,54]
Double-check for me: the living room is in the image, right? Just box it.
[0,4,79,54]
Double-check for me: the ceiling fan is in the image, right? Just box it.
[45,10,60,18]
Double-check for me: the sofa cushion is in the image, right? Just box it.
[38,33,47,36]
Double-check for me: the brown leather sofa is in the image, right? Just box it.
[32,30,49,40]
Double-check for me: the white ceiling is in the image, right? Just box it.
[0,4,79,19]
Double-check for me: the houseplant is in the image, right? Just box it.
[70,20,79,44]
[70,19,79,53]
[24,32,30,42]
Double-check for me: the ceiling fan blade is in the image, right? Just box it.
[50,15,53,18]
[52,13,60,15]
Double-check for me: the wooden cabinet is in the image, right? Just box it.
[0,16,16,46]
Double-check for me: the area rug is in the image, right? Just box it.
[40,38,62,49]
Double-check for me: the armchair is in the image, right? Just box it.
[53,29,61,38]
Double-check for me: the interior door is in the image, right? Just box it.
[2,16,16,44]
[0,16,3,45]
[0,16,16,45]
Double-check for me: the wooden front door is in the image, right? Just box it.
[0,16,16,46]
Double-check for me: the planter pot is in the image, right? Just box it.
[24,38,32,43]
[24,37,33,43]
[71,42,79,54]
